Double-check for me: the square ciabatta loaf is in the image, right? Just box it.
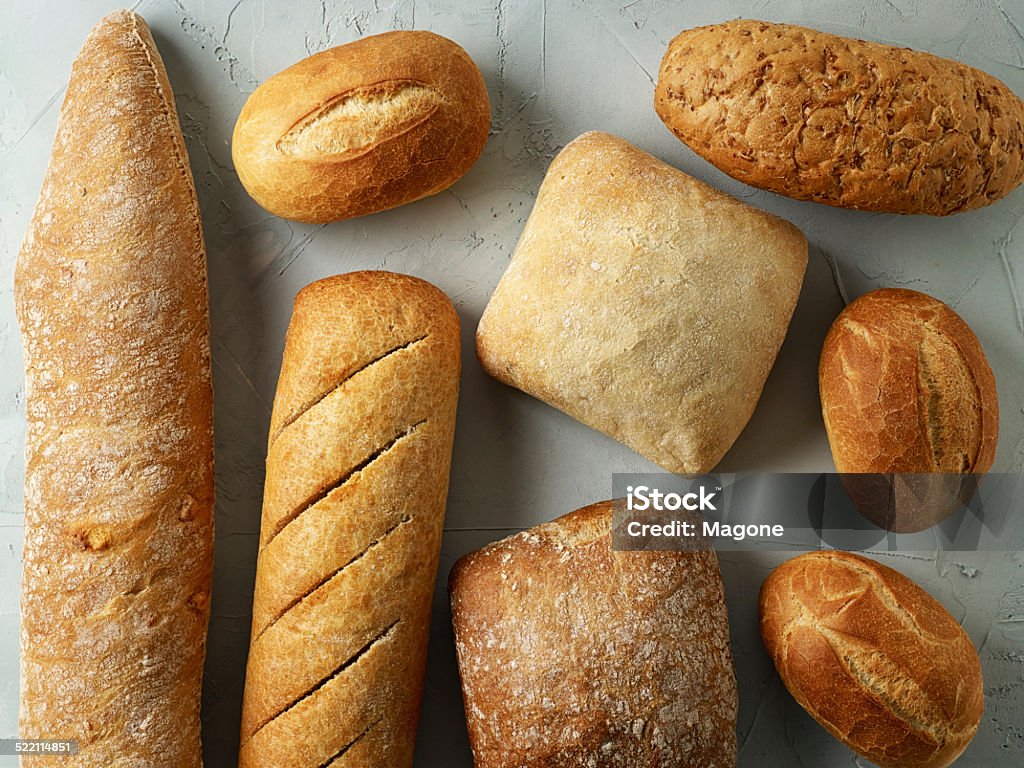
[449,501,738,767]
[476,131,808,474]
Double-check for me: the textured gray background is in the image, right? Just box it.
[1,0,1023,765]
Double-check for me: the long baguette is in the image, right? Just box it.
[238,271,460,768]
[14,11,214,767]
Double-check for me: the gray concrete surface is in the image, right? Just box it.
[0,0,1022,765]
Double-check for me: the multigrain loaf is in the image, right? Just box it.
[238,272,460,768]
[477,131,807,474]
[655,19,1024,215]
[14,10,214,767]
[449,501,738,768]
[760,550,984,768]
[819,288,998,474]
[232,30,490,223]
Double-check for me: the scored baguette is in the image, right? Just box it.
[15,11,214,767]
[238,272,460,768]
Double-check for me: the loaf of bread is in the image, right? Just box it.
[14,11,214,766]
[477,131,807,474]
[820,288,998,473]
[760,550,984,768]
[449,501,738,767]
[820,288,998,531]
[232,30,490,223]
[238,272,460,767]
[655,19,1024,215]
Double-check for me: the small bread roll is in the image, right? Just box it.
[819,288,998,531]
[655,20,1024,215]
[233,31,490,223]
[820,288,998,474]
[760,551,983,768]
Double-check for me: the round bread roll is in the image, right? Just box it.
[760,550,984,768]
[232,31,490,223]
[655,20,1024,215]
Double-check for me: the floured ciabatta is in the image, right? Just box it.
[449,501,738,767]
[477,131,808,474]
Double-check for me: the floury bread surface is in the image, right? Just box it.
[655,20,1024,215]
[449,501,738,767]
[232,30,490,223]
[14,11,214,767]
[239,272,460,768]
[477,131,808,474]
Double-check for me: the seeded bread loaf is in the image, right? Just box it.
[449,501,738,767]
[15,10,214,766]
[655,19,1024,215]
[238,271,460,768]
[760,551,984,768]
[232,30,490,223]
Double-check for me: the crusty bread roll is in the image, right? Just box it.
[655,20,1024,215]
[238,272,460,768]
[449,501,738,767]
[14,11,214,767]
[820,288,998,474]
[760,551,984,768]
[232,30,490,223]
[477,131,807,474]
[820,288,998,531]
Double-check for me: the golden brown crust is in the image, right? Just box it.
[239,271,460,768]
[232,30,490,223]
[655,19,1024,215]
[759,551,983,768]
[449,501,738,768]
[14,10,214,767]
[819,288,998,474]
[476,131,807,474]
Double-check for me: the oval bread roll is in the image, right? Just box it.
[655,19,1024,215]
[760,551,983,768]
[819,288,998,474]
[239,272,460,768]
[232,30,490,223]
